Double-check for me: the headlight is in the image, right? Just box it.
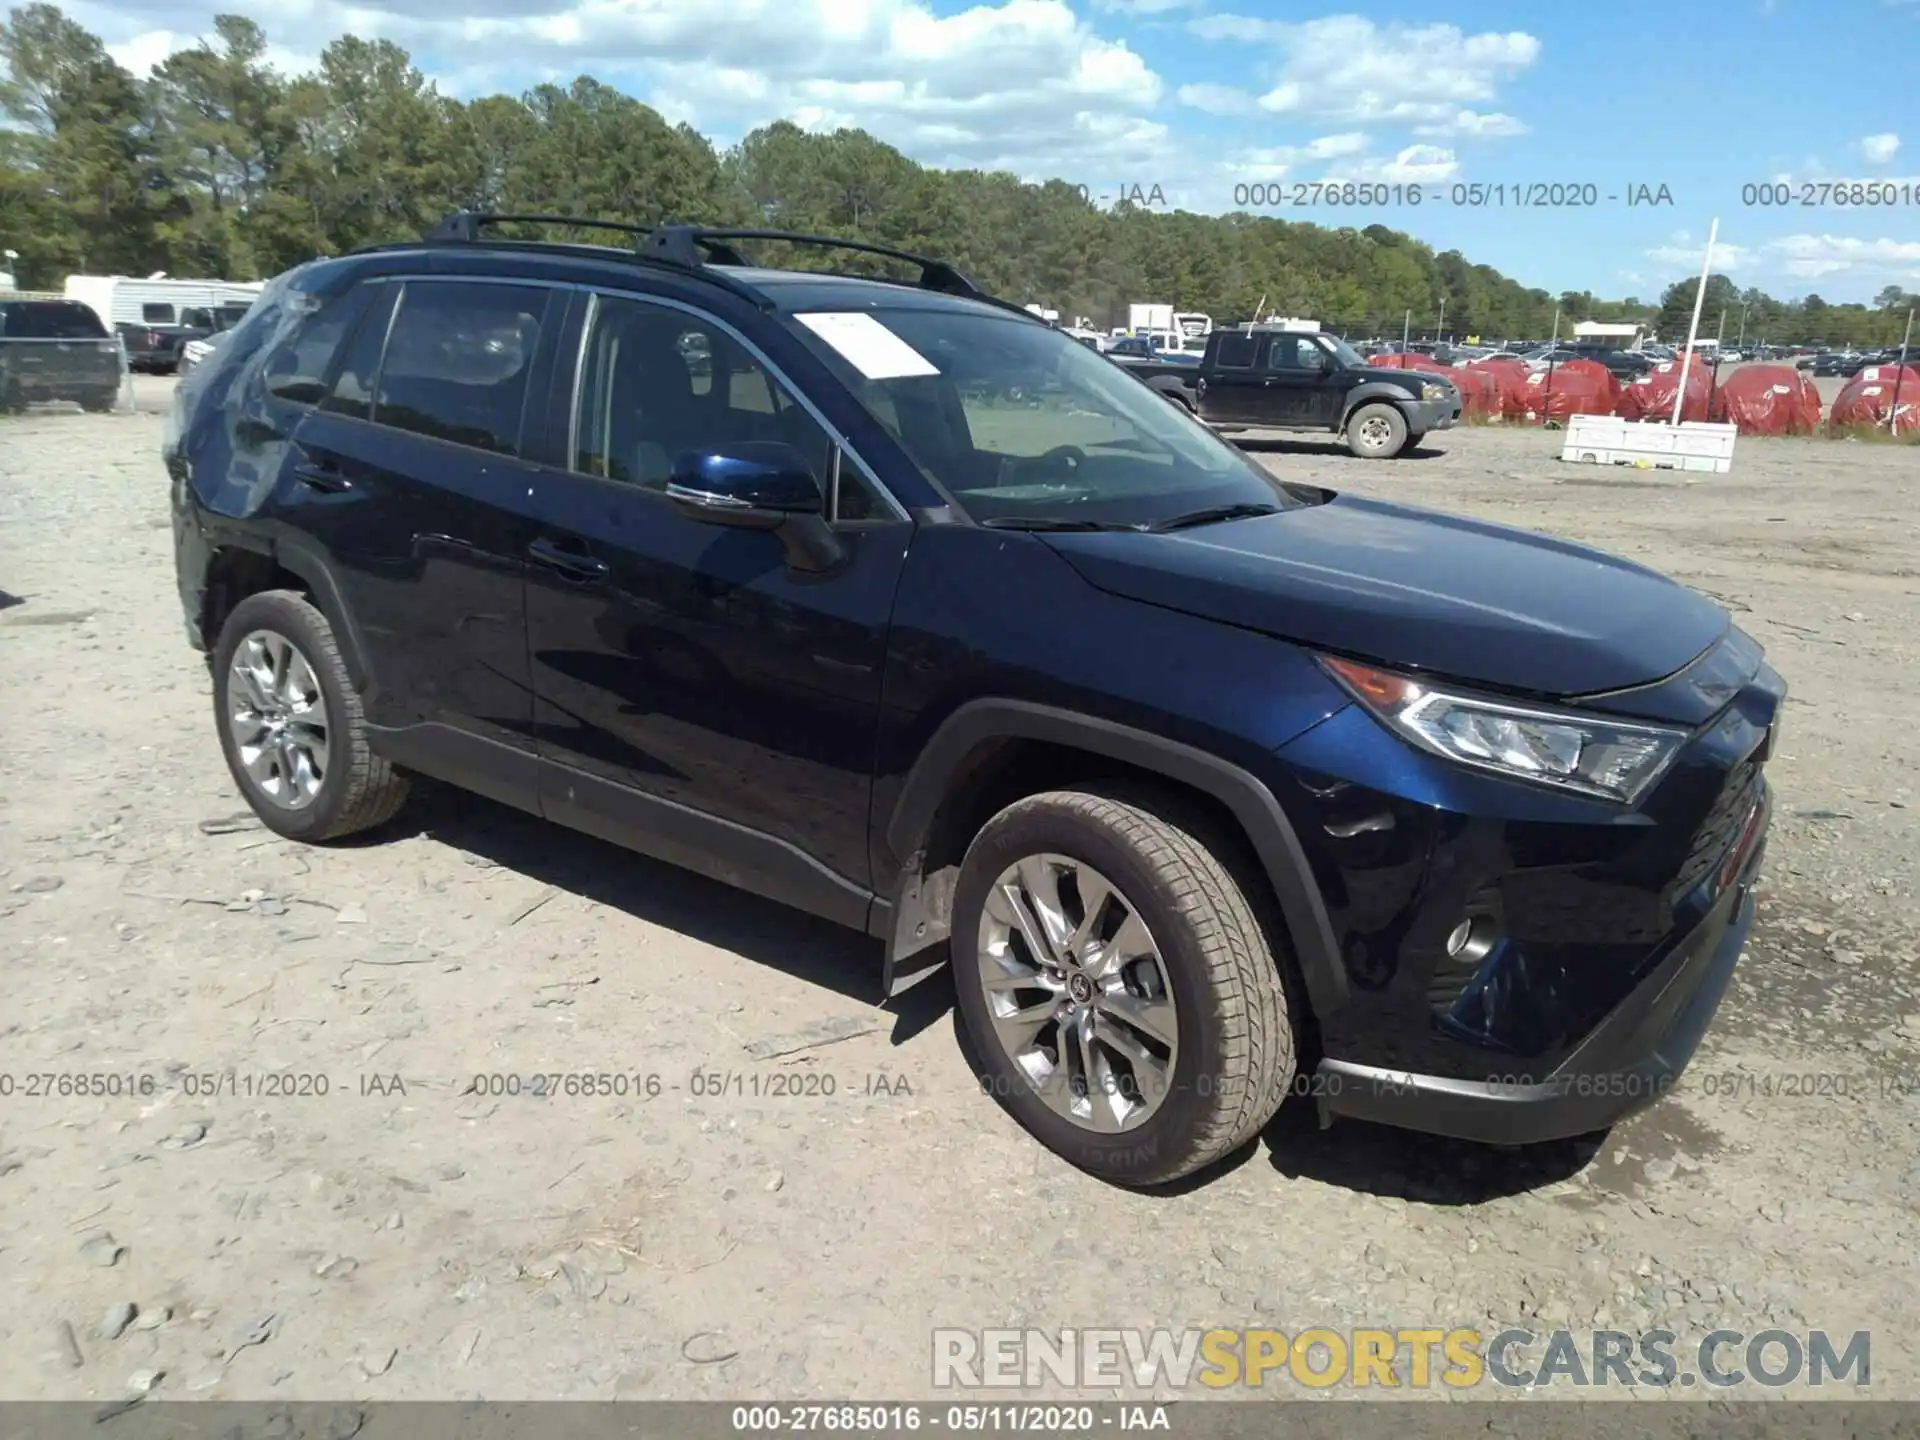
[1319,656,1688,805]
[1419,381,1452,400]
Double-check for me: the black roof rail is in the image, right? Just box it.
[397,212,776,311]
[643,226,977,293]
[641,225,1039,320]
[424,212,653,245]
[400,212,1032,320]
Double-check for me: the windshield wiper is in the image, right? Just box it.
[1146,503,1282,532]
[979,516,1145,532]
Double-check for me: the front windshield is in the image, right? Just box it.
[1319,333,1365,368]
[790,306,1311,527]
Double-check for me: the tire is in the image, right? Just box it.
[1345,402,1408,458]
[211,588,410,842]
[1165,390,1196,413]
[0,377,21,414]
[80,391,118,414]
[950,785,1296,1187]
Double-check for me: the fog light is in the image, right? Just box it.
[1445,918,1474,957]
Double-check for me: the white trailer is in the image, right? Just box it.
[1128,302,1175,335]
[63,274,264,331]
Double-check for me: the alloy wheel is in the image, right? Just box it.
[226,629,330,810]
[974,853,1179,1132]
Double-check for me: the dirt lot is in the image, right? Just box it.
[2,376,1918,1406]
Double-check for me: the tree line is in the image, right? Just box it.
[2,3,1913,347]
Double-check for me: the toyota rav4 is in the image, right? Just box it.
[166,214,1782,1187]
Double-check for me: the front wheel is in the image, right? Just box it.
[1345,402,1409,458]
[950,786,1297,1187]
[211,589,411,842]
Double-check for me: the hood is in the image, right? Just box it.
[1041,494,1728,698]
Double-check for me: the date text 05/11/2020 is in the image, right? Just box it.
[1228,181,1677,209]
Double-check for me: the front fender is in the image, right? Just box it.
[877,699,1348,1022]
[1340,380,1425,425]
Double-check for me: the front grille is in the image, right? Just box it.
[1668,757,1762,900]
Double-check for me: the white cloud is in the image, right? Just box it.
[1415,109,1527,139]
[1771,233,1920,280]
[1647,234,1754,271]
[1328,143,1461,184]
[71,0,1174,182]
[105,27,317,79]
[1858,132,1901,165]
[1645,232,1920,288]
[1089,0,1199,12]
[1192,16,1539,130]
[1176,82,1259,116]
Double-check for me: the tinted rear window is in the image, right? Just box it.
[1212,333,1256,368]
[372,280,548,454]
[2,302,109,339]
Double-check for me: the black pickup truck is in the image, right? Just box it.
[0,298,124,412]
[119,302,256,375]
[1115,326,1460,458]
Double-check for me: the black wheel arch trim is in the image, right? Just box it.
[267,535,375,695]
[877,699,1348,1019]
[1340,382,1424,424]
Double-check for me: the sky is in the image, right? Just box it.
[64,0,1920,306]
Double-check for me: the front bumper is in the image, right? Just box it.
[1408,396,1461,431]
[1315,783,1768,1145]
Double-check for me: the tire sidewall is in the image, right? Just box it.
[950,800,1256,1184]
[1347,402,1408,458]
[211,594,358,842]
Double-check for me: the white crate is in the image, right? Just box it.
[1560,416,1737,473]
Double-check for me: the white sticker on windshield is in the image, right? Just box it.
[797,311,940,380]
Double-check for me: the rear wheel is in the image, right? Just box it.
[211,589,411,842]
[80,391,119,414]
[950,786,1296,1187]
[1345,402,1408,458]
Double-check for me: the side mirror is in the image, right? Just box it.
[665,442,842,572]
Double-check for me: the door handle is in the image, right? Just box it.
[529,536,611,581]
[292,464,351,493]
[292,449,352,492]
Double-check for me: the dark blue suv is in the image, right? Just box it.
[166,215,1782,1187]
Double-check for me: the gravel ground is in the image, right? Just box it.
[1,377,1917,1406]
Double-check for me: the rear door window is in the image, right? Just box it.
[373,280,549,454]
[1212,333,1256,368]
[142,303,175,324]
[262,284,380,406]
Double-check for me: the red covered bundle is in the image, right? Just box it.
[1709,365,1824,435]
[1829,364,1920,435]
[1468,358,1532,420]
[1514,358,1620,423]
[1618,357,1714,423]
[1367,353,1455,375]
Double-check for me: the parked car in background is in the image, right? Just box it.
[1813,351,1861,377]
[166,212,1782,1186]
[1107,333,1199,365]
[0,297,124,411]
[1122,324,1460,457]
[176,329,228,379]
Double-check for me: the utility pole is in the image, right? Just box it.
[1437,297,1447,344]
[1888,306,1915,434]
